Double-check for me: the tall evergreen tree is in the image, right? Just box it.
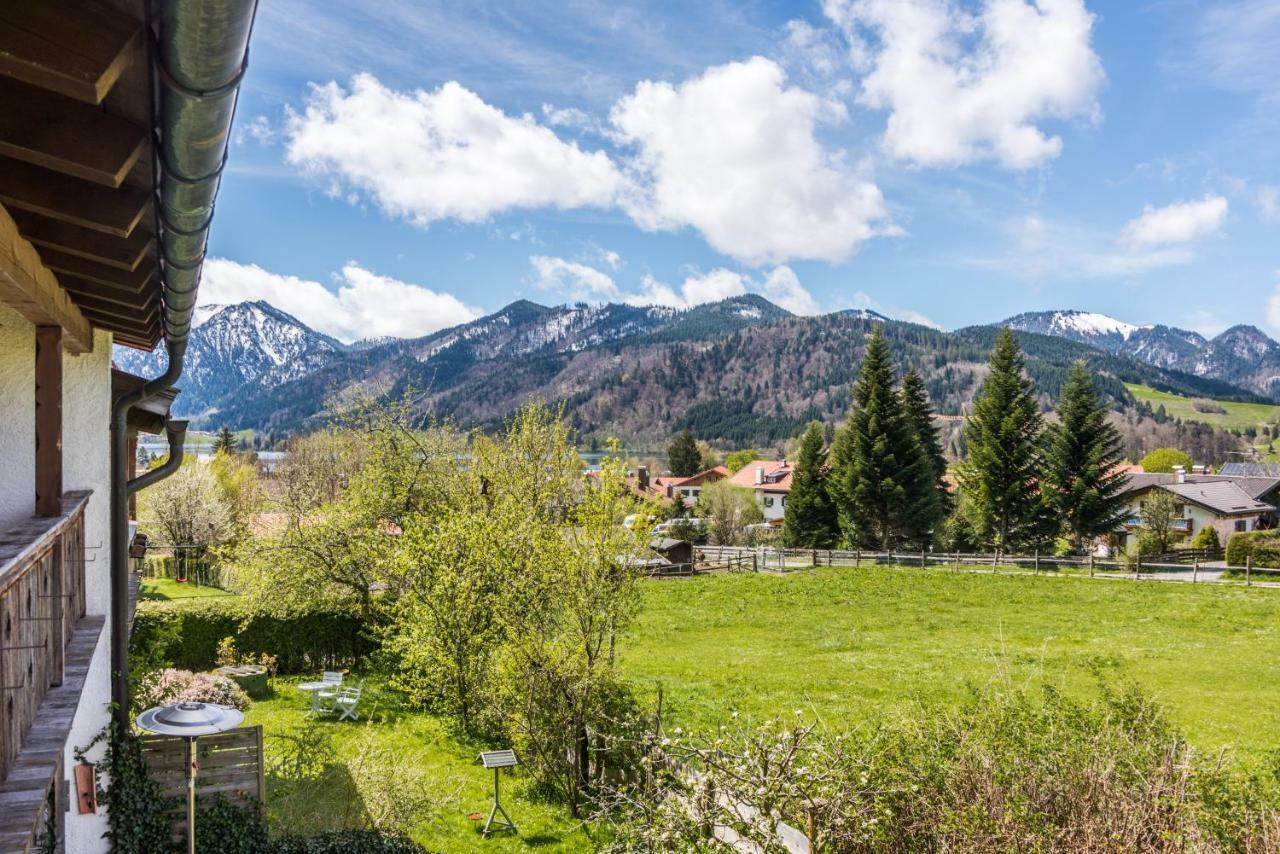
[829,327,933,549]
[783,421,839,548]
[958,328,1046,553]
[211,426,235,456]
[1043,361,1130,551]
[899,368,948,545]
[667,428,702,477]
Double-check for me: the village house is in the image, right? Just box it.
[728,459,793,523]
[0,2,254,850]
[1117,465,1278,550]
[630,464,728,507]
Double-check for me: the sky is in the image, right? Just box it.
[202,0,1280,344]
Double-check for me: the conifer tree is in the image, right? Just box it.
[667,428,702,477]
[783,421,838,548]
[829,327,933,549]
[1043,361,1130,551]
[958,328,1047,553]
[899,368,948,545]
[211,426,235,456]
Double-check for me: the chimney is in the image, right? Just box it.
[1172,464,1186,484]
[755,465,764,485]
[637,465,649,490]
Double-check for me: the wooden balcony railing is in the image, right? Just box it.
[0,491,89,784]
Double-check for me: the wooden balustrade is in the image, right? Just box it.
[0,491,88,784]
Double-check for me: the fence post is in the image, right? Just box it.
[1134,552,1141,581]
[993,550,998,573]
[855,549,860,568]
[1089,553,1095,578]
[921,548,926,569]
[1192,557,1198,584]
[1034,549,1040,573]
[1247,555,1252,587]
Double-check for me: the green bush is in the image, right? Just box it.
[131,599,379,674]
[195,799,428,853]
[1189,525,1221,551]
[1226,530,1280,568]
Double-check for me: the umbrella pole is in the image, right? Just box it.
[187,737,197,854]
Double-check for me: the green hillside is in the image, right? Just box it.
[1125,383,1280,431]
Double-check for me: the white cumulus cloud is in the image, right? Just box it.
[1121,195,1229,248]
[611,57,892,265]
[285,73,622,226]
[824,0,1104,169]
[530,256,619,301]
[625,265,821,315]
[200,258,480,343]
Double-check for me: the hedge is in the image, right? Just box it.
[131,599,381,674]
[1225,530,1280,569]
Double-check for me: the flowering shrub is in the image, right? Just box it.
[135,668,250,712]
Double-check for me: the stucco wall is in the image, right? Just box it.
[0,301,34,527]
[61,328,114,853]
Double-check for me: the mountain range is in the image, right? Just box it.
[1002,310,1280,398]
[111,299,1276,444]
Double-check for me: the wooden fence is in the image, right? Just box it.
[673,544,1278,585]
[140,725,265,840]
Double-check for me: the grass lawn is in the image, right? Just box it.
[138,577,237,600]
[242,679,597,853]
[621,567,1280,757]
[1125,382,1280,431]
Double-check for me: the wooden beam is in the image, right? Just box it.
[60,274,152,309]
[77,305,158,341]
[0,203,92,353]
[70,290,156,322]
[9,209,154,271]
[0,2,142,104]
[36,248,154,292]
[0,76,147,187]
[0,159,149,237]
[34,326,62,517]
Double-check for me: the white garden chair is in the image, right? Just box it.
[316,671,344,713]
[332,680,364,722]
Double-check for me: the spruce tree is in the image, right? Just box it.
[783,421,839,548]
[1043,361,1130,551]
[211,426,235,456]
[667,428,702,477]
[899,368,949,545]
[958,328,1046,553]
[829,327,933,549]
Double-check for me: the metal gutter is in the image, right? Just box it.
[109,0,257,726]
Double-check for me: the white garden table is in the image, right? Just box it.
[296,680,328,717]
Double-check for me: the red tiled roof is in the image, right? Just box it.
[728,460,793,492]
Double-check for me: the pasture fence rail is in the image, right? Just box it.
[676,544,1277,586]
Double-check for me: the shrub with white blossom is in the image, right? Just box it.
[135,668,250,712]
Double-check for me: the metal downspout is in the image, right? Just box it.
[109,0,257,727]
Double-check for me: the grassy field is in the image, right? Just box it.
[1125,382,1280,432]
[138,577,237,600]
[242,679,596,853]
[621,567,1280,756]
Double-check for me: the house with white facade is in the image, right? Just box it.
[728,459,793,523]
[0,2,255,850]
[1117,466,1278,551]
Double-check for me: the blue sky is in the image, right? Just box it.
[202,0,1280,343]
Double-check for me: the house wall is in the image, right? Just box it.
[758,490,787,521]
[61,329,113,852]
[0,301,35,527]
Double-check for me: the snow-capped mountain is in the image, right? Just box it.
[112,301,347,418]
[838,308,892,323]
[1004,310,1277,398]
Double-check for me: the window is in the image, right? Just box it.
[781,496,787,506]
[1235,520,1248,532]
[764,496,774,507]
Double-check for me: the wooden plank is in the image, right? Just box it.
[59,273,152,309]
[0,76,147,186]
[37,248,154,292]
[0,202,92,353]
[0,1,142,104]
[68,290,155,321]
[34,326,62,518]
[9,208,153,271]
[0,158,149,236]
